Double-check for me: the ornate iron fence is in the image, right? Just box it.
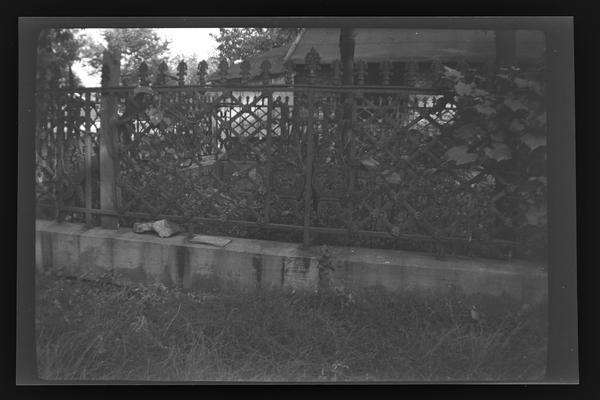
[35,49,546,261]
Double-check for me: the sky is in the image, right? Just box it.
[72,28,220,87]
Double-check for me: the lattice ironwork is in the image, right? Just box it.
[35,89,102,224]
[35,51,546,261]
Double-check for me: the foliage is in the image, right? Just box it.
[441,65,547,257]
[80,29,171,86]
[36,271,547,381]
[36,29,83,90]
[210,28,302,63]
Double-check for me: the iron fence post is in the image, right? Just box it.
[303,90,316,247]
[84,91,93,227]
[55,96,65,222]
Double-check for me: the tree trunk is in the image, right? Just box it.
[99,50,121,229]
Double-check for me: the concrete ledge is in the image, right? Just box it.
[35,220,547,304]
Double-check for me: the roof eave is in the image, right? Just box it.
[283,28,307,64]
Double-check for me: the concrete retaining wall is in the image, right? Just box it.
[35,220,547,304]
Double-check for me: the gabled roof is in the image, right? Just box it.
[207,45,289,82]
[285,28,546,64]
[208,28,546,82]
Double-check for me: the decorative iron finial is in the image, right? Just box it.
[138,61,149,86]
[305,48,321,84]
[156,61,169,85]
[218,59,229,84]
[240,59,251,84]
[284,59,295,85]
[260,60,271,85]
[197,60,208,85]
[332,60,342,85]
[405,60,418,87]
[380,60,391,86]
[177,61,188,86]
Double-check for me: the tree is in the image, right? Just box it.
[441,64,547,259]
[36,28,83,90]
[210,28,301,63]
[81,29,171,86]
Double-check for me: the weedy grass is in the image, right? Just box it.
[35,269,547,382]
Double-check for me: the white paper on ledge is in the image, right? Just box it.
[188,235,231,247]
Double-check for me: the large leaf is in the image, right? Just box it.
[445,145,478,165]
[514,77,534,89]
[471,88,490,98]
[474,103,496,116]
[525,204,547,226]
[531,112,547,128]
[514,77,543,96]
[504,96,528,112]
[454,124,482,140]
[484,143,512,161]
[146,107,164,126]
[520,133,547,150]
[454,81,473,96]
[509,119,525,133]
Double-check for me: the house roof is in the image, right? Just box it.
[208,28,546,82]
[285,28,546,64]
[206,45,289,82]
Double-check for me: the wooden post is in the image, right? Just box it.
[99,50,120,229]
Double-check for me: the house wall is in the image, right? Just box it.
[292,61,487,87]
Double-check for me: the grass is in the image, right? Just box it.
[35,269,547,382]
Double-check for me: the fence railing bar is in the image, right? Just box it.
[53,205,517,248]
[36,84,446,95]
